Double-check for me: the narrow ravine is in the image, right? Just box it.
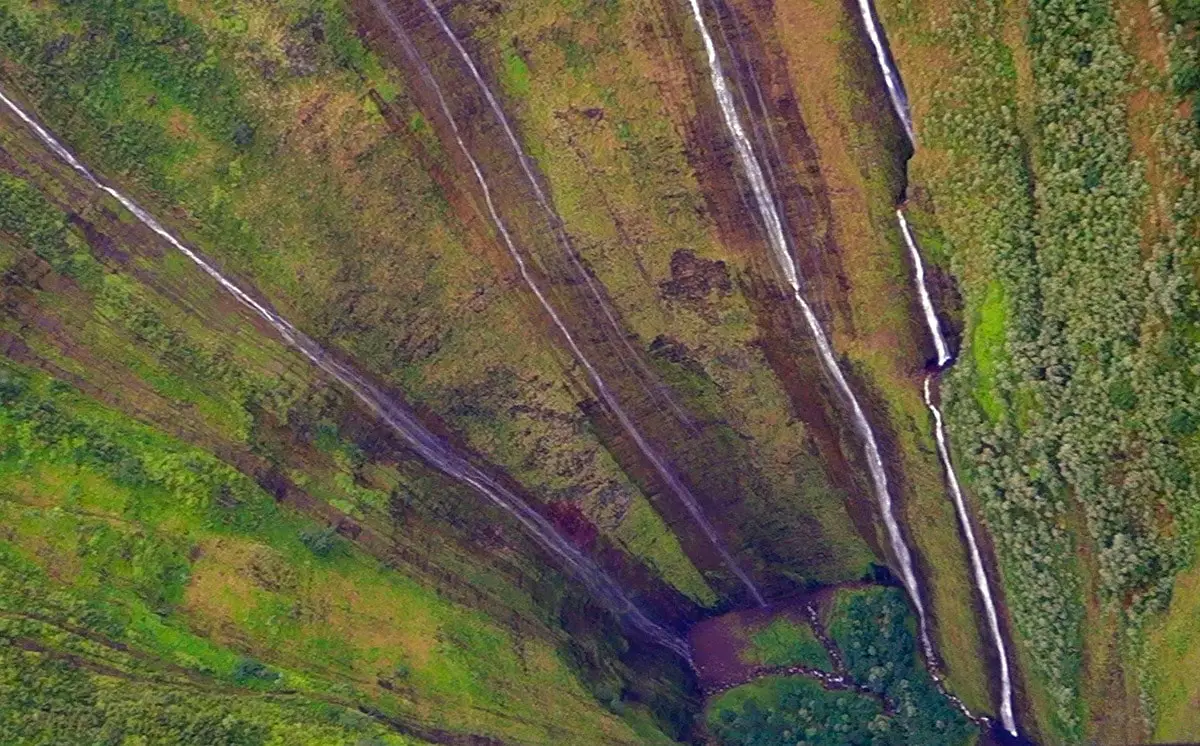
[923,375,1017,734]
[855,0,913,144]
[897,210,950,367]
[368,0,766,608]
[682,0,937,669]
[0,86,694,665]
[851,0,1021,729]
[903,206,1018,734]
[859,0,1020,728]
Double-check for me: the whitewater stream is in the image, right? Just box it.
[683,0,936,665]
[902,212,1018,734]
[856,0,913,143]
[0,86,694,664]
[369,0,765,608]
[848,0,1020,726]
[897,209,950,366]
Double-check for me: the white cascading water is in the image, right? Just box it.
[0,86,694,664]
[897,209,950,366]
[924,377,1016,734]
[858,0,1019,721]
[370,0,765,607]
[682,0,935,662]
[855,0,913,143]
[903,205,1017,734]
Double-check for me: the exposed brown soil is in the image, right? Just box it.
[689,594,817,690]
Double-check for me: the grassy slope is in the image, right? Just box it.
[1144,539,1200,741]
[742,617,832,671]
[0,364,663,745]
[0,0,716,607]
[759,0,992,713]
[443,0,876,588]
[439,0,995,717]
[0,58,688,741]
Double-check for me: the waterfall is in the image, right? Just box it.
[923,377,1016,734]
[857,0,1019,721]
[682,0,936,663]
[897,209,950,367]
[904,197,1017,734]
[371,0,765,607]
[855,0,913,143]
[0,86,694,664]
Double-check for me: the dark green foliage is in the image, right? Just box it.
[709,678,889,746]
[233,657,281,685]
[830,589,974,746]
[298,526,342,558]
[0,173,94,279]
[0,0,252,185]
[709,591,973,746]
[926,0,1200,732]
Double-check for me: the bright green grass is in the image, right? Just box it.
[500,41,532,97]
[972,280,1008,422]
[1146,541,1200,741]
[612,493,718,606]
[743,617,832,670]
[0,363,667,745]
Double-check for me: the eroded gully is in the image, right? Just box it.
[901,211,1018,734]
[367,0,765,608]
[683,0,936,672]
[872,4,1019,734]
[0,85,694,665]
[687,0,1020,734]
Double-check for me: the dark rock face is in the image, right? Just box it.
[659,249,733,302]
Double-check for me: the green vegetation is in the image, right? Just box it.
[451,0,879,590]
[971,280,1007,422]
[0,362,671,744]
[0,0,722,606]
[881,0,1200,736]
[1144,538,1200,740]
[743,617,832,671]
[708,677,889,746]
[15,0,1200,741]
[708,588,974,746]
[828,588,974,745]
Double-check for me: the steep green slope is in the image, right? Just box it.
[0,98,690,741]
[0,363,674,744]
[16,0,1200,742]
[0,0,725,606]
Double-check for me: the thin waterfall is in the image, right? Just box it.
[0,86,694,664]
[858,0,1020,722]
[409,3,695,435]
[370,0,765,607]
[682,0,936,663]
[924,377,1017,734]
[897,209,950,366]
[903,204,1017,734]
[855,0,913,143]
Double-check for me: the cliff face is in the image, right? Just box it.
[2,0,1197,743]
[0,0,989,741]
